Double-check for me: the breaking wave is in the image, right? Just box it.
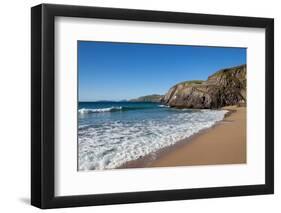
[78,105,168,114]
[78,109,228,171]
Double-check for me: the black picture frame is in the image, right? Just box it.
[31,3,274,209]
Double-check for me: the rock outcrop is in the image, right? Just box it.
[162,64,246,109]
[130,94,163,103]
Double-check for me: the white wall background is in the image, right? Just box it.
[0,0,279,212]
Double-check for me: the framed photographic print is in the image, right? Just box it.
[31,3,274,209]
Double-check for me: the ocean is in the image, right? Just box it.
[78,101,227,171]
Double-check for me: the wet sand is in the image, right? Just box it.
[120,106,246,168]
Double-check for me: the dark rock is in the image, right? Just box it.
[162,64,246,109]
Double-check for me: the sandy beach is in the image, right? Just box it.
[120,106,246,169]
[150,106,246,167]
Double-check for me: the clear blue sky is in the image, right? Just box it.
[78,41,246,101]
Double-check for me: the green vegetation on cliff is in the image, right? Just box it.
[175,80,204,87]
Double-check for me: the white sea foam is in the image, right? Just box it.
[158,104,170,108]
[79,106,122,114]
[78,109,228,171]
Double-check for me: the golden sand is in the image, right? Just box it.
[148,106,246,167]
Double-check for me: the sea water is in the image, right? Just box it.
[78,101,227,171]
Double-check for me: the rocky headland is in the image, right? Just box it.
[161,64,246,109]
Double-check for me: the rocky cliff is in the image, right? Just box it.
[162,64,246,109]
[130,94,163,103]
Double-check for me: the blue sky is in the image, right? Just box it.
[78,41,246,101]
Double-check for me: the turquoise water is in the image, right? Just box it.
[78,101,227,171]
[79,102,172,128]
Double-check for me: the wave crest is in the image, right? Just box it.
[79,107,122,114]
[158,104,169,108]
[79,104,166,114]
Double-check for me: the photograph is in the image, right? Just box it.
[78,41,247,171]
[30,3,274,209]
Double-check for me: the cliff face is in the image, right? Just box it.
[162,64,246,109]
[130,94,163,103]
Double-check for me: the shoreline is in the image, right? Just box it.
[119,105,246,169]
